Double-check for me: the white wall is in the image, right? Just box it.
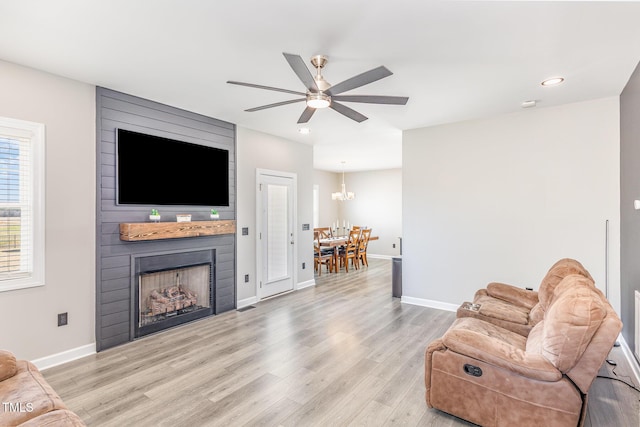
[403,97,620,312]
[236,127,314,304]
[313,168,402,257]
[338,169,402,257]
[313,169,340,228]
[0,60,96,360]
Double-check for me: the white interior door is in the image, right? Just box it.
[258,172,295,299]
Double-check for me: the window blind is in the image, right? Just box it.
[0,118,44,291]
[0,134,32,280]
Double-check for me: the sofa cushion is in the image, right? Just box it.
[537,259,592,315]
[0,350,17,382]
[474,293,530,324]
[525,321,544,354]
[528,302,545,325]
[0,360,68,426]
[541,275,605,373]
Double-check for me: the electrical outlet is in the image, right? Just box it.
[58,312,68,327]
[302,262,306,269]
[244,274,249,283]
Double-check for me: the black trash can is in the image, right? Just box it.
[392,256,402,298]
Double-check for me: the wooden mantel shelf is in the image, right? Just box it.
[120,220,236,241]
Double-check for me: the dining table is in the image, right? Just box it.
[318,234,379,273]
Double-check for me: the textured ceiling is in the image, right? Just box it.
[1,1,640,171]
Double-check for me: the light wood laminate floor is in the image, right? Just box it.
[44,259,640,426]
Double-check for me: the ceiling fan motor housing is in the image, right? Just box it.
[310,55,328,69]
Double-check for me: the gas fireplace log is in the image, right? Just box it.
[148,285,198,316]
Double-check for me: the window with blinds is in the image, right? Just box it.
[0,117,44,292]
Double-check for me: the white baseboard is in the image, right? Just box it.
[617,334,640,385]
[400,295,459,312]
[239,280,314,309]
[33,343,96,371]
[296,279,315,290]
[237,296,259,309]
[368,254,394,260]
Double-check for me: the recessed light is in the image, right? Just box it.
[298,127,310,134]
[521,100,537,108]
[541,77,565,87]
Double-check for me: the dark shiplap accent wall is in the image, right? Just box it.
[621,62,640,360]
[96,87,236,351]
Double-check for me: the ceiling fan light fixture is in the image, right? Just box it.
[307,92,331,109]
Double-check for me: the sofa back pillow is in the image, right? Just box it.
[537,258,593,315]
[541,275,605,372]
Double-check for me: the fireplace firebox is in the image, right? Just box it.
[133,249,214,337]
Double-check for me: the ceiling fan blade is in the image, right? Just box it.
[297,107,316,124]
[332,95,409,105]
[245,98,305,112]
[330,101,368,123]
[325,66,393,96]
[227,81,306,96]
[283,53,319,93]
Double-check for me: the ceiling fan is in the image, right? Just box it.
[227,53,409,123]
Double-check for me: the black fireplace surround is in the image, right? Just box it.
[133,249,215,338]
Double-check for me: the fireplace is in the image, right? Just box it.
[134,249,215,337]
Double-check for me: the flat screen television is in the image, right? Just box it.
[116,129,229,206]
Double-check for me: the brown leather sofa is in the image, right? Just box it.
[0,350,85,426]
[456,258,594,336]
[426,274,622,427]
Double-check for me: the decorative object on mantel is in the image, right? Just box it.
[210,209,220,219]
[149,209,161,222]
[332,161,355,201]
[176,214,192,222]
[120,220,236,241]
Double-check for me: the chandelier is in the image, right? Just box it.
[332,162,355,201]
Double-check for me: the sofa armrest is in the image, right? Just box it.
[18,409,86,426]
[442,327,561,382]
[486,282,539,309]
[0,350,17,382]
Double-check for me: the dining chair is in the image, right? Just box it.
[357,228,372,267]
[339,229,361,272]
[314,227,336,258]
[314,231,334,275]
[314,227,332,239]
